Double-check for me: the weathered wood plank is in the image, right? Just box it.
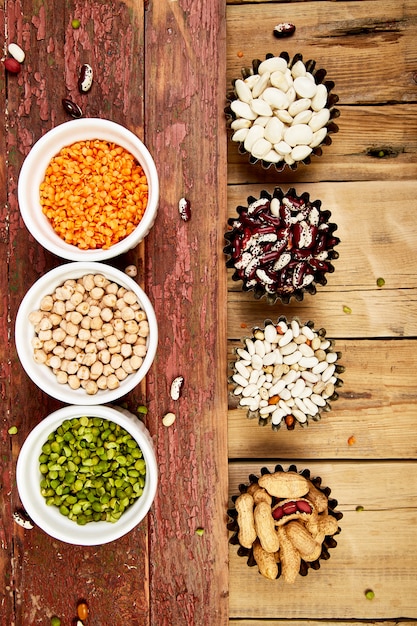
[144,1,229,625]
[228,339,417,459]
[228,461,417,620]
[4,1,153,624]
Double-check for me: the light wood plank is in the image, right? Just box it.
[228,339,417,459]
[229,461,417,620]
[226,181,417,338]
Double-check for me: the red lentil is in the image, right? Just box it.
[40,140,148,250]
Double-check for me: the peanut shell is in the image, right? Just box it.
[258,470,309,499]
[277,525,301,584]
[235,492,257,549]
[253,539,279,580]
[254,501,280,553]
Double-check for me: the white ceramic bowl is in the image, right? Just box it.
[16,404,158,545]
[15,262,158,405]
[18,118,159,261]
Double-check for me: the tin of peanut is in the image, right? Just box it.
[254,501,280,553]
[252,539,279,580]
[277,525,301,583]
[285,521,319,560]
[258,471,309,499]
[235,492,257,549]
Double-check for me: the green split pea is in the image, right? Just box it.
[39,416,146,525]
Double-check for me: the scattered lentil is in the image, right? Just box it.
[71,18,81,29]
[343,305,352,314]
[195,527,205,536]
[365,589,375,600]
[347,435,356,445]
[356,505,365,512]
[376,277,385,287]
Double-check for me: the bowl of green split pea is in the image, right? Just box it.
[16,404,158,545]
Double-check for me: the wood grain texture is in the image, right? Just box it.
[226,0,417,622]
[228,339,417,459]
[226,0,417,184]
[2,1,153,624]
[228,461,417,620]
[144,1,229,625]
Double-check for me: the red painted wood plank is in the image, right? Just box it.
[3,2,153,624]
[144,1,229,624]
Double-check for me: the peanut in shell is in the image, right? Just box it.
[252,539,278,580]
[306,479,329,513]
[254,501,280,553]
[258,471,309,499]
[277,525,301,584]
[235,492,257,549]
[247,482,272,505]
[285,521,318,560]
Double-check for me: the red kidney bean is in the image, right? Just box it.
[178,197,191,221]
[282,501,298,515]
[272,505,284,521]
[4,58,21,74]
[296,500,313,514]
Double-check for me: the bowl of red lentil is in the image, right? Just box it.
[17,119,159,261]
[15,262,158,404]
[16,404,158,545]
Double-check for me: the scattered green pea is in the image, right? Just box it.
[343,305,352,314]
[376,277,385,287]
[365,589,375,600]
[8,426,18,435]
[50,617,61,626]
[39,417,146,525]
[195,527,205,536]
[71,18,81,29]
[137,405,148,415]
[356,505,365,512]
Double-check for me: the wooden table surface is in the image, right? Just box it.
[1,0,416,624]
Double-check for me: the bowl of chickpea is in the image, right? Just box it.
[15,262,158,404]
[17,119,159,261]
[16,404,158,545]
